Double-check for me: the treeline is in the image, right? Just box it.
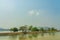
[10,25,58,33]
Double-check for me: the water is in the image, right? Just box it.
[0,32,60,40]
[0,31,10,33]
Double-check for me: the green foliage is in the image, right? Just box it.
[51,27,55,31]
[48,28,51,31]
[28,25,33,30]
[19,26,25,32]
[51,27,57,31]
[10,25,58,33]
[47,27,57,32]
[10,27,18,32]
[40,27,44,31]
[19,25,27,33]
[31,27,39,31]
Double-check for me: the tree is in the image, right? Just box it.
[31,27,39,31]
[51,27,56,32]
[48,28,51,31]
[10,27,18,32]
[28,25,33,30]
[40,27,44,32]
[19,25,28,33]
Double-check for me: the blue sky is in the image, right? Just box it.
[0,0,60,29]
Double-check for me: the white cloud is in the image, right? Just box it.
[36,12,39,16]
[28,10,40,16]
[28,10,35,16]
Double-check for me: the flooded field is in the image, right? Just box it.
[0,32,60,40]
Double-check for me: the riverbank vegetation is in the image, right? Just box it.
[10,25,58,33]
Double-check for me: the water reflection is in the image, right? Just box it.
[41,33,44,36]
[48,32,55,36]
[31,34,39,37]
[8,32,56,40]
[9,35,18,40]
[19,34,26,40]
[28,34,32,38]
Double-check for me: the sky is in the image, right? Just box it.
[0,0,60,29]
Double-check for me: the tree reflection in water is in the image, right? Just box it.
[41,33,44,36]
[8,32,56,40]
[19,34,27,40]
[9,35,18,40]
[18,33,39,40]
[31,34,39,38]
[48,32,55,36]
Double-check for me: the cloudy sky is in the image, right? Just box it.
[0,0,60,29]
